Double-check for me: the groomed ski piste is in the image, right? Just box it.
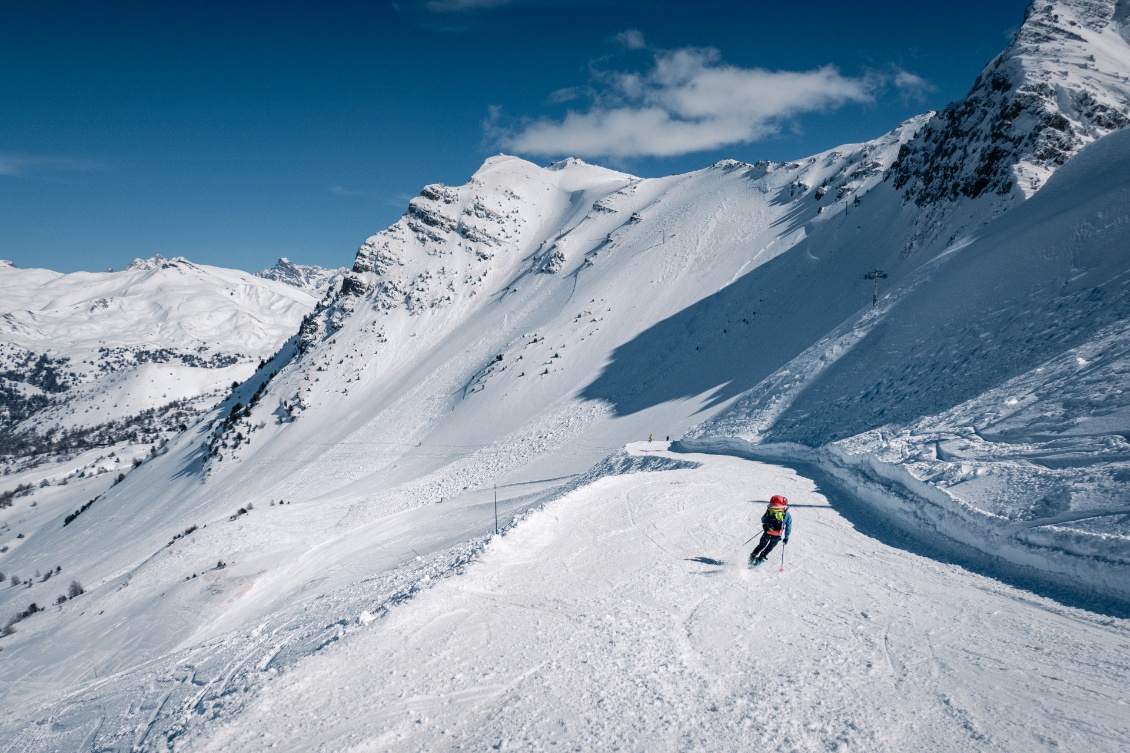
[162,445,1130,752]
[5,444,1126,752]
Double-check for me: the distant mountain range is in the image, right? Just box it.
[0,255,338,472]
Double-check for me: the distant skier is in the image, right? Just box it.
[748,495,791,567]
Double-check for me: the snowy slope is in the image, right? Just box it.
[4,449,1126,752]
[0,256,320,581]
[682,125,1130,601]
[1,0,1129,749]
[184,449,1129,753]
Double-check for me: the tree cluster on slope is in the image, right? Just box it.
[0,397,200,470]
[205,374,275,466]
[0,483,34,509]
[95,345,240,373]
[1,577,82,639]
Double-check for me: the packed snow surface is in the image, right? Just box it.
[11,447,1123,752]
[188,449,1128,753]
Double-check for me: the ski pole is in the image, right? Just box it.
[742,532,759,546]
[779,537,786,573]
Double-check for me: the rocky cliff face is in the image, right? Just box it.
[889,0,1130,204]
[294,156,635,354]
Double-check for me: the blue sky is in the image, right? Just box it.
[1,0,1031,274]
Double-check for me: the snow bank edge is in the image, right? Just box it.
[675,437,1130,611]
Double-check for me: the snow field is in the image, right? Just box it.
[187,450,1130,753]
[0,440,147,563]
[4,6,1130,742]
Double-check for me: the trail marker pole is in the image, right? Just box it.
[494,484,499,535]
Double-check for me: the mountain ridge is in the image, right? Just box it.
[890,0,1130,205]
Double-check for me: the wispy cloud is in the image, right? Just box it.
[393,0,521,14]
[494,44,882,159]
[615,29,646,51]
[423,0,519,11]
[0,152,106,178]
[395,0,601,32]
[330,186,372,197]
[892,69,935,100]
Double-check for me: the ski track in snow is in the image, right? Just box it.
[156,450,1128,753]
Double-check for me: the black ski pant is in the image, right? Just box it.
[749,532,782,561]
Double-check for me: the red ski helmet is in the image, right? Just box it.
[769,495,788,509]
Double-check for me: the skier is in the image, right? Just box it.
[748,495,791,567]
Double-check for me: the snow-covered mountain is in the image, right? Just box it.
[254,257,344,297]
[0,255,318,490]
[1,1,1128,750]
[892,0,1130,204]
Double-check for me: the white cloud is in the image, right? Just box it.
[421,0,520,12]
[500,46,877,159]
[330,186,371,197]
[0,152,104,178]
[615,29,646,50]
[892,69,935,100]
[547,86,588,104]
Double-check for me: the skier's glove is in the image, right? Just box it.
[783,538,789,545]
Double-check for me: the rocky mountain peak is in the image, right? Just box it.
[888,0,1130,205]
[125,254,168,271]
[254,257,344,296]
